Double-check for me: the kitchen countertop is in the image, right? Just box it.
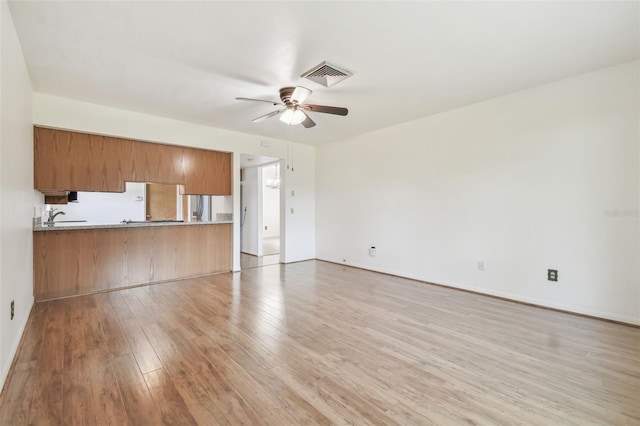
[33,220,233,232]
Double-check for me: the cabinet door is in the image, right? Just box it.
[182,148,209,194]
[212,152,232,195]
[35,128,125,192]
[87,134,125,192]
[182,148,231,195]
[35,127,69,190]
[127,140,154,183]
[35,128,91,191]
[155,144,184,185]
[126,141,184,185]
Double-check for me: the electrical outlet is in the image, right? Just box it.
[478,261,485,271]
[10,300,14,320]
[369,247,377,257]
[548,269,558,282]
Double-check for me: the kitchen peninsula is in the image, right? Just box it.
[33,127,233,301]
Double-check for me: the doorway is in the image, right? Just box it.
[240,155,282,269]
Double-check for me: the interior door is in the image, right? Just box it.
[145,183,177,220]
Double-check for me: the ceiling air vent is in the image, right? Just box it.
[301,61,353,87]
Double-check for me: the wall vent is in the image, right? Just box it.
[301,61,353,87]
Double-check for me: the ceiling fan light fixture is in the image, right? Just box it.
[238,85,346,129]
[290,86,311,105]
[280,108,306,125]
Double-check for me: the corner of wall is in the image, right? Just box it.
[0,0,36,392]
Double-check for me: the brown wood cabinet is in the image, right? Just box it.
[34,127,231,195]
[125,139,185,185]
[35,128,126,192]
[182,147,231,195]
[33,223,232,300]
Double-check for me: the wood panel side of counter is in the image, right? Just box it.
[33,224,232,300]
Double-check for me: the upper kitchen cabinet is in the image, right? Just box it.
[182,148,231,195]
[35,128,125,192]
[34,127,232,195]
[125,140,184,185]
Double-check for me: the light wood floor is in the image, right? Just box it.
[1,260,638,425]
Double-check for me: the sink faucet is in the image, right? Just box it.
[46,208,66,225]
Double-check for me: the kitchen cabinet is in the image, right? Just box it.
[34,127,232,195]
[212,151,233,195]
[35,128,125,192]
[182,148,231,195]
[86,133,127,192]
[124,140,178,184]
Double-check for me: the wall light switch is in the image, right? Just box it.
[291,190,295,197]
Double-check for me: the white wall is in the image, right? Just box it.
[211,195,233,218]
[51,182,146,224]
[316,61,639,325]
[284,146,316,262]
[262,164,280,238]
[33,93,317,268]
[0,0,37,389]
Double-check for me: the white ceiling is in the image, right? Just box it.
[9,1,639,145]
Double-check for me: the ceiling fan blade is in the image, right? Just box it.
[252,109,283,123]
[236,97,282,106]
[303,104,348,116]
[301,111,316,128]
[290,86,312,105]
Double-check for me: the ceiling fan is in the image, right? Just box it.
[236,86,348,128]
